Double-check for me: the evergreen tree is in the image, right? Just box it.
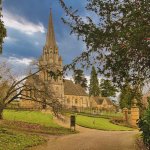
[0,0,6,53]
[73,69,87,90]
[119,84,133,109]
[89,66,100,96]
[100,79,117,97]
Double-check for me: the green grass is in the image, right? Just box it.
[99,111,123,117]
[3,110,60,128]
[2,110,74,135]
[78,111,123,119]
[76,115,133,131]
[0,127,45,150]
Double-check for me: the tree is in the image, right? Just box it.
[100,79,117,97]
[0,0,6,53]
[89,66,100,96]
[138,98,150,149]
[119,84,133,109]
[59,0,150,89]
[119,82,142,109]
[0,63,62,119]
[73,69,87,90]
[59,1,149,146]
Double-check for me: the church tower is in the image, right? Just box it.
[39,9,64,101]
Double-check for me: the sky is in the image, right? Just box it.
[1,0,88,77]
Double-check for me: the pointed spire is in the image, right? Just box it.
[45,8,57,49]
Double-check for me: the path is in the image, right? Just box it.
[30,119,139,150]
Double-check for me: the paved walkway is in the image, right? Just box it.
[30,119,139,150]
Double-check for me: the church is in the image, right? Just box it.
[20,10,90,110]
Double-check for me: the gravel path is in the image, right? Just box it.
[30,119,139,150]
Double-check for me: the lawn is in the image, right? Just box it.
[99,111,123,118]
[0,127,45,150]
[2,110,73,135]
[3,110,59,128]
[78,111,123,119]
[76,115,133,131]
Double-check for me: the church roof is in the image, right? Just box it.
[93,96,113,105]
[64,79,88,96]
[45,9,57,50]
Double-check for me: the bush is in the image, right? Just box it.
[138,99,150,149]
[110,117,125,124]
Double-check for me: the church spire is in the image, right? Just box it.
[45,8,57,49]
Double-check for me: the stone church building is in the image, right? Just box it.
[20,10,90,110]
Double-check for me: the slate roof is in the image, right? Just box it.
[64,79,88,96]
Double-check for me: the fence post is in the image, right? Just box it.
[130,99,139,127]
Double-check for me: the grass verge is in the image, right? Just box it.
[2,110,74,135]
[0,127,45,150]
[78,111,123,119]
[3,110,59,128]
[76,115,133,131]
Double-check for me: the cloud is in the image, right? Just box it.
[7,57,34,66]
[2,10,45,35]
[0,56,35,77]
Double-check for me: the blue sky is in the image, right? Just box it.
[1,0,88,76]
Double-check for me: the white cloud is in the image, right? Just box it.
[3,10,45,35]
[7,57,34,66]
[0,56,35,78]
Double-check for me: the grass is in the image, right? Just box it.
[0,127,45,150]
[76,115,133,131]
[3,110,59,128]
[0,110,75,150]
[2,110,74,135]
[99,111,123,117]
[78,111,123,119]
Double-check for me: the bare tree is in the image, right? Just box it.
[0,62,62,119]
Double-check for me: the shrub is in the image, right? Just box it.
[138,99,150,149]
[110,117,125,125]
